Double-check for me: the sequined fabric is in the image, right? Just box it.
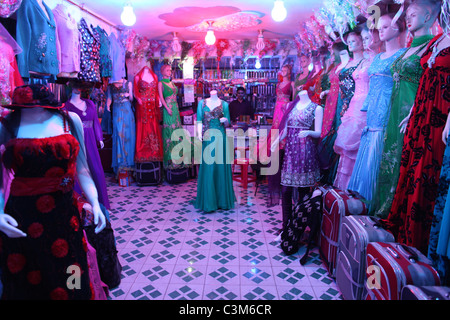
[78,18,101,82]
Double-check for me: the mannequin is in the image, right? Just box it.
[0,84,106,299]
[134,63,163,163]
[158,64,188,171]
[374,1,437,217]
[347,12,407,210]
[333,29,370,190]
[65,83,111,210]
[293,55,311,98]
[273,64,294,135]
[273,89,323,230]
[193,89,235,213]
[386,0,450,255]
[362,27,383,59]
[107,79,136,177]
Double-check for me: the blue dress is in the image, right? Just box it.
[193,100,236,213]
[347,49,407,208]
[109,81,136,175]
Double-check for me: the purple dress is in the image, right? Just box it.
[65,99,110,209]
[281,102,321,187]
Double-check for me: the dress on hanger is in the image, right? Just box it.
[320,65,340,139]
[0,40,23,106]
[65,99,111,209]
[374,35,434,218]
[16,0,59,79]
[52,4,80,75]
[333,60,370,190]
[160,79,186,169]
[281,102,321,187]
[94,26,112,79]
[347,48,407,208]
[386,35,450,255]
[318,62,361,184]
[109,81,136,175]
[78,18,101,83]
[134,67,163,163]
[0,119,92,300]
[193,100,235,213]
[109,32,126,83]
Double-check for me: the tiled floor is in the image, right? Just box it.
[105,173,343,300]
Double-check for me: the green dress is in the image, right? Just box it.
[374,35,434,218]
[193,99,236,213]
[161,79,187,169]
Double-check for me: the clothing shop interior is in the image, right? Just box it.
[0,0,450,304]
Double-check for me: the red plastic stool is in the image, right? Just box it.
[232,147,257,189]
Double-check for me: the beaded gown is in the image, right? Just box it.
[0,121,92,299]
[134,67,163,163]
[386,35,450,255]
[374,36,433,218]
[347,48,407,208]
[320,66,340,139]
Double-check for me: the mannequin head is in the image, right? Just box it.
[299,54,311,70]
[281,64,292,80]
[331,40,348,65]
[160,64,172,78]
[361,25,381,51]
[406,0,442,35]
[377,13,405,42]
[345,31,364,54]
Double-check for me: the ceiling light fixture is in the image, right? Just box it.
[256,30,265,51]
[121,1,136,27]
[205,21,216,46]
[271,0,287,22]
[172,32,181,53]
[255,58,262,69]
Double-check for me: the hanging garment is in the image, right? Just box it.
[95,26,112,79]
[109,32,126,82]
[0,40,23,106]
[134,67,163,163]
[65,99,111,209]
[385,35,450,255]
[16,0,59,78]
[320,66,339,138]
[333,60,370,190]
[193,100,236,213]
[78,18,101,83]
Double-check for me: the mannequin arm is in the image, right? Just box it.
[134,75,142,104]
[0,194,27,238]
[158,82,172,115]
[196,99,203,141]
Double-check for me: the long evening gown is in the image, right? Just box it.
[134,67,163,163]
[0,130,92,299]
[65,99,111,209]
[333,60,370,190]
[109,81,136,175]
[193,100,235,213]
[347,48,407,208]
[386,35,450,255]
[374,36,433,218]
[320,65,340,139]
[160,79,187,169]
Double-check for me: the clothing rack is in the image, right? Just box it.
[64,0,119,30]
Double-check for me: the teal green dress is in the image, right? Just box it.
[193,99,236,213]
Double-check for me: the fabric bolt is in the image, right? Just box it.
[374,36,433,218]
[95,26,112,78]
[52,4,80,74]
[109,32,126,82]
[193,100,235,213]
[77,18,101,83]
[0,133,93,300]
[65,99,110,209]
[333,60,370,190]
[281,102,321,188]
[347,48,407,208]
[385,35,450,255]
[16,0,59,78]
[134,67,163,163]
[109,82,135,174]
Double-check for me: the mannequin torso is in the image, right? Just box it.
[206,90,222,111]
[336,51,350,73]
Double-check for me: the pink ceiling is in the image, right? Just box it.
[79,0,321,40]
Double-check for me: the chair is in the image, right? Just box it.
[232,146,257,189]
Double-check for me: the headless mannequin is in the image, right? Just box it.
[0,107,106,238]
[70,87,104,148]
[107,79,133,112]
[197,90,229,141]
[135,64,155,105]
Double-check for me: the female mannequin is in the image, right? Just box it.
[158,64,187,171]
[347,12,407,209]
[362,27,383,59]
[386,1,450,255]
[193,90,235,213]
[272,90,323,230]
[374,1,436,217]
[107,79,136,177]
[293,54,311,99]
[65,83,111,210]
[333,29,370,190]
[0,84,106,299]
[266,64,293,206]
[134,63,163,163]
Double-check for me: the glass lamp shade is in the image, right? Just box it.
[271,1,287,22]
[205,29,216,45]
[255,59,262,69]
[121,5,136,26]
